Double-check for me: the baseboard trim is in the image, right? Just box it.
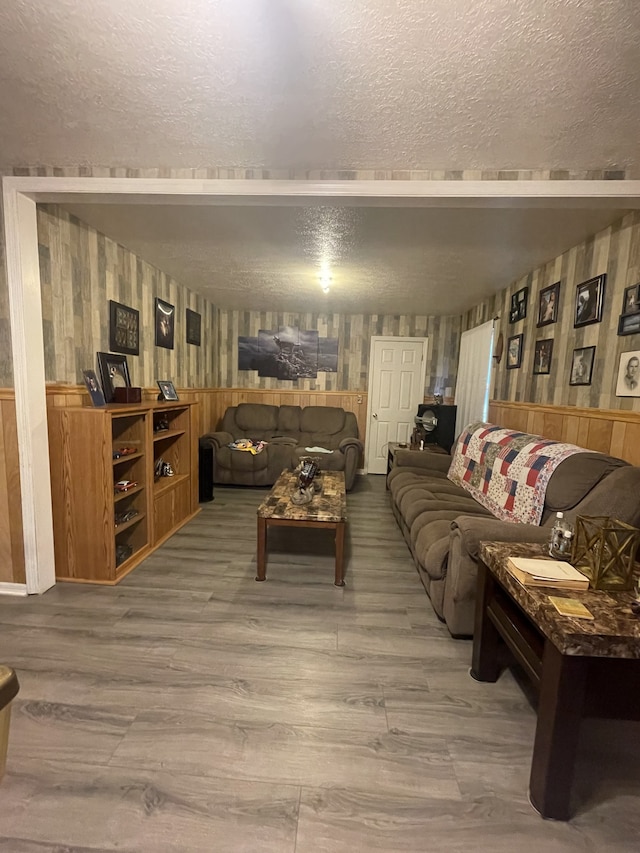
[0,582,28,596]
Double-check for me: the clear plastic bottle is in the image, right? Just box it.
[549,512,574,559]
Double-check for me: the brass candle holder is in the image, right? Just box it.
[571,515,640,591]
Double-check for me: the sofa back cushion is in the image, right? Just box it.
[235,403,279,433]
[545,452,628,512]
[300,406,345,435]
[277,405,302,434]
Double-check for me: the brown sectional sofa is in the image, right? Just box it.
[202,403,363,490]
[388,443,640,637]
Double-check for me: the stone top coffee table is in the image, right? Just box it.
[256,469,347,585]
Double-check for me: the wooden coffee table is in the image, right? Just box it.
[256,470,347,585]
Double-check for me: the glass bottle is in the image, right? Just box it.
[549,512,574,559]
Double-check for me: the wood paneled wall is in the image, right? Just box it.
[489,400,640,465]
[0,392,25,584]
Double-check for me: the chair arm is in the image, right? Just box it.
[339,436,364,453]
[451,515,549,562]
[395,449,452,474]
[200,430,234,450]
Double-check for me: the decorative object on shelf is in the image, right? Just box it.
[569,345,596,386]
[114,387,142,404]
[506,333,523,369]
[186,308,201,346]
[115,543,133,567]
[574,273,606,327]
[154,416,170,432]
[155,297,175,349]
[492,331,504,364]
[509,287,528,323]
[537,281,560,327]
[533,338,553,375]
[615,349,640,397]
[157,380,179,401]
[238,326,339,380]
[97,352,131,404]
[112,447,136,459]
[571,515,640,591]
[114,479,137,493]
[109,300,140,355]
[154,458,174,478]
[82,369,106,407]
[621,283,640,316]
[114,509,139,526]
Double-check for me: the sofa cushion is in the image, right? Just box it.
[545,452,628,511]
[277,405,302,434]
[235,403,279,432]
[300,406,345,435]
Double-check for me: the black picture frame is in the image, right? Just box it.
[82,369,106,407]
[533,338,553,375]
[155,298,175,349]
[509,287,528,324]
[186,308,201,346]
[569,346,596,386]
[574,274,606,328]
[108,300,139,355]
[618,312,640,336]
[615,350,640,397]
[506,333,523,369]
[97,352,131,403]
[622,283,640,316]
[537,281,560,328]
[157,380,179,401]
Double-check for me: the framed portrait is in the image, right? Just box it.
[618,312,640,336]
[509,287,528,324]
[155,298,175,349]
[622,283,640,316]
[96,352,131,403]
[109,300,139,355]
[574,274,606,328]
[569,346,595,386]
[537,282,560,327]
[186,308,201,346]
[506,333,523,369]
[157,380,179,401]
[533,338,553,375]
[82,369,106,407]
[615,350,640,397]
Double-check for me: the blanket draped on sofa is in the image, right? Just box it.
[447,422,586,525]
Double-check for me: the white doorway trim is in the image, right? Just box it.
[3,177,640,593]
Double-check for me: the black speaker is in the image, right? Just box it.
[416,404,457,453]
[198,439,215,503]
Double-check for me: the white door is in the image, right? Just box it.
[366,337,428,474]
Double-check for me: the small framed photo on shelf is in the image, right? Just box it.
[574,274,606,328]
[506,333,523,369]
[109,300,140,355]
[533,339,553,375]
[155,298,175,349]
[622,283,640,316]
[537,281,560,327]
[82,369,106,407]
[509,287,528,323]
[615,350,640,397]
[569,346,596,386]
[157,380,179,401]
[97,352,131,403]
[186,308,202,346]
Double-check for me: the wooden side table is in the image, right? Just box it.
[472,541,640,820]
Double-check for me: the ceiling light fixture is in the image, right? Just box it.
[319,270,332,295]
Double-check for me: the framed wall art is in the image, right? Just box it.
[569,346,595,386]
[618,312,640,336]
[509,287,528,323]
[533,339,553,375]
[155,298,175,349]
[537,282,560,327]
[574,274,606,328]
[82,369,106,407]
[186,308,201,346]
[97,352,131,403]
[615,350,640,397]
[622,283,640,316]
[506,333,523,369]
[109,300,139,355]
[157,380,179,401]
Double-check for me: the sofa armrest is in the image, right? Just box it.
[394,449,452,474]
[338,436,364,453]
[451,516,549,562]
[200,430,234,450]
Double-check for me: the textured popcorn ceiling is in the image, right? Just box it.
[64,203,624,314]
[0,0,639,173]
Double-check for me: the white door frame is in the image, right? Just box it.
[365,336,428,473]
[3,177,640,592]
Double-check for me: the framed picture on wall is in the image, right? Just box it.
[537,282,560,327]
[569,346,595,386]
[186,308,201,346]
[109,300,139,355]
[621,283,640,316]
[155,298,175,349]
[574,274,606,327]
[509,287,528,323]
[533,339,553,375]
[506,334,523,369]
[618,312,640,336]
[97,352,131,403]
[615,350,640,397]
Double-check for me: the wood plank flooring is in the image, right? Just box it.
[0,475,639,851]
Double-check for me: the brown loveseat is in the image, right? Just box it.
[389,429,640,637]
[202,403,363,490]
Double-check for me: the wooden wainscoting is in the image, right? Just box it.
[0,391,25,584]
[489,400,640,465]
